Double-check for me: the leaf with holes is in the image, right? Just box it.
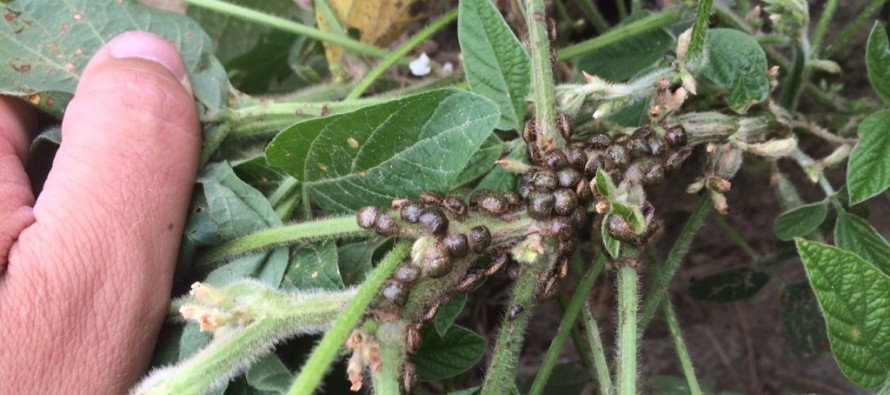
[867,22,890,105]
[796,239,890,388]
[412,325,486,381]
[458,0,530,130]
[0,0,228,116]
[847,110,890,205]
[689,267,769,303]
[265,89,499,212]
[834,211,890,276]
[773,200,829,241]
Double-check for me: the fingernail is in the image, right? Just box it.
[108,31,190,88]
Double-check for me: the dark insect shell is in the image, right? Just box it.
[558,237,578,257]
[523,119,538,144]
[424,243,452,278]
[406,326,422,354]
[419,190,444,205]
[485,253,511,276]
[418,207,449,236]
[356,206,379,229]
[531,170,558,191]
[632,127,654,139]
[543,150,569,171]
[422,300,442,322]
[391,198,410,210]
[627,138,650,158]
[664,148,693,173]
[556,112,573,140]
[569,206,589,230]
[605,144,630,169]
[556,256,569,279]
[455,269,483,293]
[401,362,418,393]
[537,274,559,301]
[547,216,575,240]
[546,16,558,42]
[564,144,588,169]
[467,226,492,253]
[526,190,555,220]
[518,183,533,200]
[607,214,636,243]
[552,189,578,216]
[613,134,631,146]
[664,125,688,147]
[528,142,543,165]
[375,213,399,236]
[394,264,421,284]
[381,281,408,306]
[400,201,424,223]
[641,201,656,223]
[502,191,522,208]
[647,136,667,157]
[642,163,666,186]
[575,178,593,202]
[588,133,612,149]
[507,262,522,279]
[444,233,469,257]
[442,196,468,217]
[507,304,525,321]
[473,190,509,216]
[584,154,606,177]
[557,167,582,189]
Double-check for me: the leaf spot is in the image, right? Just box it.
[311,271,318,279]
[46,96,55,107]
[851,326,861,341]
[5,11,17,22]
[318,162,328,171]
[28,94,40,105]
[347,137,359,148]
[73,12,83,21]
[12,63,31,73]
[64,62,75,72]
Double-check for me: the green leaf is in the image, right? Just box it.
[452,135,505,189]
[233,156,288,196]
[411,325,486,381]
[847,110,890,205]
[0,0,229,116]
[284,240,344,290]
[245,354,292,394]
[595,168,617,199]
[781,282,828,357]
[337,239,389,286]
[835,211,890,276]
[773,200,829,241]
[688,267,769,302]
[867,22,890,105]
[796,239,890,388]
[601,218,621,258]
[448,387,480,395]
[265,89,499,212]
[701,29,769,113]
[435,293,468,336]
[474,142,526,193]
[578,12,674,81]
[458,0,529,130]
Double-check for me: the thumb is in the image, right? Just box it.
[1,32,200,393]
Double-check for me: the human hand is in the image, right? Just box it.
[0,32,200,393]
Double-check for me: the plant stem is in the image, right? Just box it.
[687,0,714,64]
[346,9,458,100]
[558,9,682,60]
[183,0,389,59]
[227,97,389,138]
[823,0,889,59]
[615,264,639,395]
[288,242,411,395]
[528,254,605,395]
[662,299,704,395]
[480,248,558,394]
[199,123,230,167]
[810,0,839,56]
[780,42,806,112]
[269,177,301,221]
[371,321,405,395]
[616,0,628,19]
[577,0,610,33]
[557,293,595,376]
[582,303,614,395]
[525,0,565,151]
[638,196,711,334]
[710,215,759,261]
[314,0,346,36]
[630,0,642,15]
[199,216,369,265]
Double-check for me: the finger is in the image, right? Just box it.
[0,32,200,393]
[0,97,37,273]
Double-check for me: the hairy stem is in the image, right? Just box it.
[346,9,458,100]
[823,0,889,59]
[687,0,714,64]
[371,321,405,395]
[288,242,411,395]
[780,43,806,112]
[480,247,558,394]
[577,0,610,33]
[582,303,615,395]
[638,196,711,334]
[199,123,231,167]
[558,9,682,60]
[528,255,605,395]
[226,97,389,138]
[663,299,703,395]
[199,216,369,266]
[810,0,839,56]
[615,264,639,395]
[183,0,388,58]
[525,0,564,151]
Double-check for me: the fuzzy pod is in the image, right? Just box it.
[564,144,588,169]
[526,190,555,220]
[424,242,452,278]
[523,119,538,144]
[444,233,469,257]
[606,214,636,243]
[485,253,510,276]
[647,136,667,157]
[552,189,578,216]
[375,213,399,236]
[442,196,468,217]
[583,154,606,177]
[418,207,449,236]
[394,264,421,284]
[401,362,418,393]
[556,112,573,140]
[569,206,589,230]
[406,326,422,354]
[557,167,582,189]
[507,304,525,321]
[472,190,509,216]
[547,216,575,240]
[588,133,612,149]
[531,170,558,191]
[356,206,379,229]
[400,201,424,223]
[381,281,408,306]
[467,226,492,253]
[664,125,688,147]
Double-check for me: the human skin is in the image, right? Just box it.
[0,32,200,394]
